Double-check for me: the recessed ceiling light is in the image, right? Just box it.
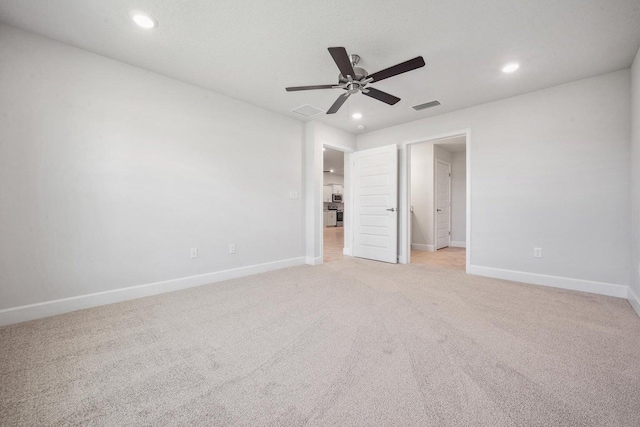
[356,124,365,130]
[131,11,157,29]
[502,63,519,73]
[330,169,334,173]
[352,112,362,120]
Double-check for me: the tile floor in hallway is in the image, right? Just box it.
[410,246,466,270]
[323,226,344,263]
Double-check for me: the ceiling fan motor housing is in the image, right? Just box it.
[338,67,368,84]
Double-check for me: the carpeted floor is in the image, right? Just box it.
[1,258,640,426]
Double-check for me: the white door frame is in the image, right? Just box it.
[320,143,354,264]
[434,159,452,250]
[402,129,471,271]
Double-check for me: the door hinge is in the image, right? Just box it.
[449,231,451,235]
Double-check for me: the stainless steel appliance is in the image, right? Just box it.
[336,210,343,227]
[332,193,343,203]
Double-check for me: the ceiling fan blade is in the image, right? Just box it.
[369,56,425,83]
[285,84,340,92]
[362,87,401,105]
[326,93,350,114]
[328,47,356,79]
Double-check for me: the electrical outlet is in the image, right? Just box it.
[534,248,542,258]
[190,248,198,259]
[289,191,299,200]
[229,244,236,254]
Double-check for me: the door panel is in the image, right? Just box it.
[353,145,398,263]
[436,160,451,249]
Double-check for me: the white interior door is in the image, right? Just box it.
[435,160,451,249]
[353,144,398,263]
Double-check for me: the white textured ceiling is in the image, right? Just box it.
[1,0,640,134]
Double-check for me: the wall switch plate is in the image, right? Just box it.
[534,248,542,258]
[190,248,198,259]
[289,191,299,200]
[229,244,236,254]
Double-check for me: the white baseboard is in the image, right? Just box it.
[411,243,435,252]
[305,256,322,265]
[467,265,628,298]
[628,287,640,318]
[0,257,306,326]
[451,240,466,248]
[343,248,352,256]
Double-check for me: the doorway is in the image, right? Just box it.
[408,135,467,270]
[322,146,346,263]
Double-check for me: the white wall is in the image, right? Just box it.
[304,121,356,263]
[630,46,640,313]
[410,144,434,249]
[451,151,467,244]
[0,25,306,315]
[358,70,631,295]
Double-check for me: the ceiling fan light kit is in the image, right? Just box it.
[286,47,425,114]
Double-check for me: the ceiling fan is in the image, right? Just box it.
[286,47,425,114]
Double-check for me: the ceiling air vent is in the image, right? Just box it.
[412,100,441,111]
[291,104,324,117]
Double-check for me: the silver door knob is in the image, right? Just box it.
[386,208,396,212]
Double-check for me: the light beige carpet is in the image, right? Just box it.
[1,258,640,426]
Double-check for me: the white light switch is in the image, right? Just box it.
[190,248,198,259]
[534,248,542,258]
[289,191,299,200]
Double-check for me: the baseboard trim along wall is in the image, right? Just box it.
[0,257,306,326]
[411,243,435,252]
[468,265,628,299]
[305,256,322,266]
[628,287,640,318]
[451,241,466,248]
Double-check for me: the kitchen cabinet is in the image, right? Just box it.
[324,211,337,227]
[323,185,333,203]
[332,185,343,195]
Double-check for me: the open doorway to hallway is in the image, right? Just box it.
[409,136,467,270]
[323,146,346,262]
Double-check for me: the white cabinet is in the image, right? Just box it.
[332,184,343,195]
[323,211,337,227]
[323,185,333,203]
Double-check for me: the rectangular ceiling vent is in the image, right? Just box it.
[412,100,441,111]
[291,104,324,117]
